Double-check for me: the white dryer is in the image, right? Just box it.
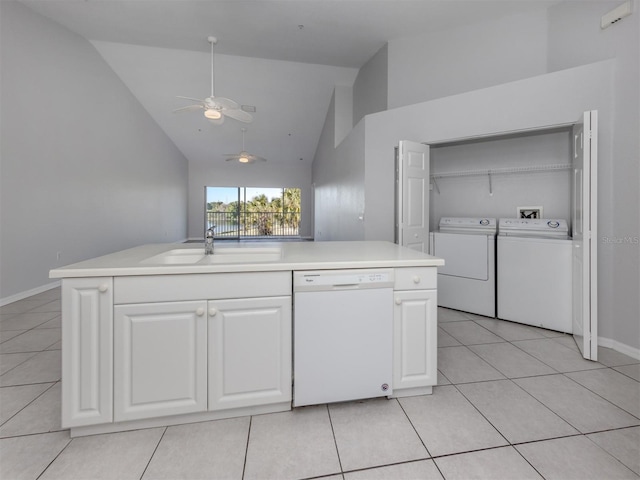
[429,217,496,317]
[497,218,572,333]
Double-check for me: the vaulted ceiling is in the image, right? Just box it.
[20,0,563,167]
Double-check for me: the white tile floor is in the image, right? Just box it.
[1,289,639,479]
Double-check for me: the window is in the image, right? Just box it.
[206,187,301,239]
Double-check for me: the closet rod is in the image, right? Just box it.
[431,163,572,179]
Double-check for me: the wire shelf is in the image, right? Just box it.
[431,163,572,179]
[430,163,572,194]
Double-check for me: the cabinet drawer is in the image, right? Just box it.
[114,272,291,304]
[394,267,437,290]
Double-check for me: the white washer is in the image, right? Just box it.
[429,217,496,317]
[497,218,572,333]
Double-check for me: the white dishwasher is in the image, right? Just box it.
[293,269,394,407]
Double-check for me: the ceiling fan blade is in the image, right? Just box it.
[173,105,204,113]
[207,96,239,110]
[248,154,267,162]
[223,108,253,123]
[176,96,205,104]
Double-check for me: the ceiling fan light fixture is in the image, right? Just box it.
[174,36,252,125]
[238,156,250,163]
[204,108,222,120]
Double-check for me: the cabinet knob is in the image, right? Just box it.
[98,284,108,293]
[196,307,205,317]
[413,276,421,284]
[395,298,402,305]
[208,308,218,317]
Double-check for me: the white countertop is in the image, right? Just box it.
[50,241,444,278]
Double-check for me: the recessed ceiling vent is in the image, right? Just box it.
[601,1,632,29]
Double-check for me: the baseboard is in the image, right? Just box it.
[0,281,61,307]
[598,336,640,361]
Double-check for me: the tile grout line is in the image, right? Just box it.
[34,433,73,480]
[561,368,640,421]
[395,397,447,478]
[139,426,168,479]
[0,352,39,379]
[0,381,58,432]
[241,415,253,480]
[581,432,640,479]
[325,403,344,475]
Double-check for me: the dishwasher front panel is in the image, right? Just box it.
[293,287,393,407]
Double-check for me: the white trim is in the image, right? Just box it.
[598,336,640,361]
[0,281,61,307]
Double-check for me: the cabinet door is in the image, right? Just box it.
[393,289,437,391]
[208,296,291,411]
[114,301,207,422]
[62,278,113,428]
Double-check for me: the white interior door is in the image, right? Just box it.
[396,141,430,252]
[572,110,598,360]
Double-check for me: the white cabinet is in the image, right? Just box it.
[392,268,438,397]
[110,272,292,424]
[113,301,208,422]
[61,278,113,428]
[208,296,291,410]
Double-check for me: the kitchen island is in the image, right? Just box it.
[50,241,444,437]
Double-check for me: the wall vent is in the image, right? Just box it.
[601,1,632,29]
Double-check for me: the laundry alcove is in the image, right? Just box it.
[420,111,598,361]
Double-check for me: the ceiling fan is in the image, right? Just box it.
[173,36,252,125]
[225,128,267,164]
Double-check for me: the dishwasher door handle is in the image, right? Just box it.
[331,283,360,290]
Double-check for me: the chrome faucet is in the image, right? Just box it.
[205,226,215,254]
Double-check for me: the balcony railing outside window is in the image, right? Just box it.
[207,211,300,238]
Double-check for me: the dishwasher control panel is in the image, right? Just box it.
[293,269,395,291]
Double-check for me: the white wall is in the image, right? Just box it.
[312,91,366,241]
[187,162,313,240]
[352,44,388,126]
[546,0,640,361]
[364,62,613,237]
[0,2,189,301]
[387,10,548,108]
[334,85,354,147]
[430,130,572,230]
